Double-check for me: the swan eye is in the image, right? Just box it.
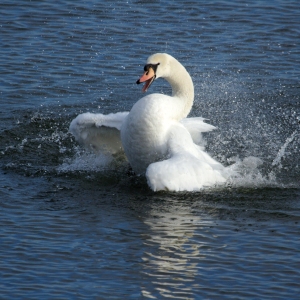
[144,64,151,72]
[143,63,160,74]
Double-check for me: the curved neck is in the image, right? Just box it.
[165,60,194,120]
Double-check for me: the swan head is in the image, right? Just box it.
[136,53,172,92]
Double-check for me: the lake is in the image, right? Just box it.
[0,1,299,299]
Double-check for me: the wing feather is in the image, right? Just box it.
[69,112,129,154]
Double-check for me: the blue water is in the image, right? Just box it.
[1,1,299,299]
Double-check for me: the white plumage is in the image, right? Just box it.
[70,53,227,191]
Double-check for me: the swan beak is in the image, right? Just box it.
[136,67,156,92]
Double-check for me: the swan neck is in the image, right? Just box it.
[166,61,194,119]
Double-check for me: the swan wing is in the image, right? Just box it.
[180,117,216,146]
[69,112,129,154]
[146,123,226,192]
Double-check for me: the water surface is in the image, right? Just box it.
[0,1,299,299]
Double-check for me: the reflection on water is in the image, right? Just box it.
[1,0,300,298]
[142,202,202,298]
[142,199,212,299]
[136,192,300,299]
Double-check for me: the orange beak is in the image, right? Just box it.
[136,66,156,92]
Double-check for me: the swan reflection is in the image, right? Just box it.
[141,199,213,299]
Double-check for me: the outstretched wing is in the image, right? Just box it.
[69,112,129,154]
[180,117,216,146]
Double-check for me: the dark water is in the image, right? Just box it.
[1,1,300,299]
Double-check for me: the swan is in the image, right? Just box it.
[70,53,227,191]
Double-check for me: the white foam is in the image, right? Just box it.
[57,149,113,173]
[224,156,277,188]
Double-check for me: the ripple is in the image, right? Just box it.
[0,0,300,298]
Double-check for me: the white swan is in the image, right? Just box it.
[70,53,227,191]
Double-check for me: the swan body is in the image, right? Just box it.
[70,53,227,191]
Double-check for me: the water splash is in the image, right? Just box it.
[225,156,277,188]
[271,130,298,169]
[57,149,113,173]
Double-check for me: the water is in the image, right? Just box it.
[1,0,299,298]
